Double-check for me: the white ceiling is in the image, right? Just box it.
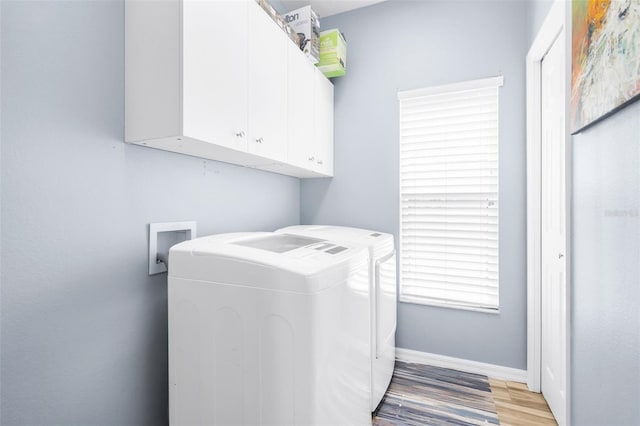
[280,0,387,18]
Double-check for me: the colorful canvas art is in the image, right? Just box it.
[571,0,640,132]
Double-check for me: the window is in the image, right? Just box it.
[398,76,503,311]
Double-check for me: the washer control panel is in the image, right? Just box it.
[307,242,348,255]
[325,246,347,255]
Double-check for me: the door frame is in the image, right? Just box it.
[525,1,571,425]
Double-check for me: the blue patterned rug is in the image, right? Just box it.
[373,361,499,426]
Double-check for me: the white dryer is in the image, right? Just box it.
[168,232,371,426]
[277,225,397,411]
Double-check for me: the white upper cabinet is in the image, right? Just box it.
[182,0,249,152]
[247,1,288,162]
[286,44,334,177]
[314,69,335,176]
[125,0,183,143]
[125,0,333,178]
[287,41,316,170]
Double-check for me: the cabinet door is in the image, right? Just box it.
[182,0,249,151]
[313,70,334,176]
[247,2,288,162]
[286,42,316,169]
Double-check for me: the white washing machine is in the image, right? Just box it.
[168,232,371,426]
[277,226,397,411]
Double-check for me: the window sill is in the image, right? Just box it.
[399,295,500,315]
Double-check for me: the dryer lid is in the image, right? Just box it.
[277,225,394,258]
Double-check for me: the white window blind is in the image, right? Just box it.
[398,76,503,311]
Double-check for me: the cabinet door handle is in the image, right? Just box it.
[317,160,323,165]
[308,156,315,161]
[235,131,245,138]
[255,137,264,144]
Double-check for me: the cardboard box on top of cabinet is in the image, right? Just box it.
[318,29,347,78]
[284,5,320,64]
[257,0,279,24]
[257,0,301,46]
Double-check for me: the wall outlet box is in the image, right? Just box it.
[148,221,196,275]
[318,29,347,78]
[284,5,320,64]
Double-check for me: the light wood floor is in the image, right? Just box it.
[489,378,557,426]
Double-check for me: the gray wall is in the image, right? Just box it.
[301,0,529,369]
[527,0,553,45]
[572,101,640,426]
[528,1,640,423]
[0,1,299,425]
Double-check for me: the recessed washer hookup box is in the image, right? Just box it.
[318,29,347,78]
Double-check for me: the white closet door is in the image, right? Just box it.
[541,30,567,425]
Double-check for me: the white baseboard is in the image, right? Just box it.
[396,348,527,383]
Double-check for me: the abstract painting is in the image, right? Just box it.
[571,0,640,133]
